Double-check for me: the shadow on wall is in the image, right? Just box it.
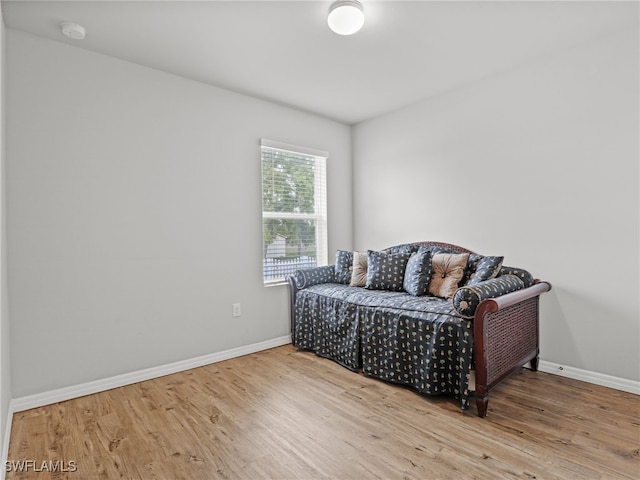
[539,287,582,369]
[539,285,639,380]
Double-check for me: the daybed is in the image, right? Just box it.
[287,241,551,417]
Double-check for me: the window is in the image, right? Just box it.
[261,139,328,284]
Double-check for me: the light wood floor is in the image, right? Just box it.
[6,345,640,479]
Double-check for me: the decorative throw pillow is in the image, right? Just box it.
[462,253,483,284]
[334,250,353,284]
[350,251,368,287]
[499,266,535,288]
[452,275,525,318]
[403,248,433,296]
[467,256,504,286]
[428,253,469,299]
[292,265,336,290]
[365,250,411,291]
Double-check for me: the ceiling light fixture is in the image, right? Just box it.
[328,0,365,36]
[60,22,87,40]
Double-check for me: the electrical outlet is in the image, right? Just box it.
[232,303,241,317]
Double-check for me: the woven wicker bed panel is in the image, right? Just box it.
[413,241,473,254]
[485,296,538,385]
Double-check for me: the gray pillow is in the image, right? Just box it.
[453,275,525,318]
[365,250,411,291]
[467,256,503,286]
[334,250,353,284]
[403,248,433,296]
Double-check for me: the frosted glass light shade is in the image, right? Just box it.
[328,0,365,35]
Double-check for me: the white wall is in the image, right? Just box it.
[353,27,639,382]
[0,4,11,463]
[6,30,352,398]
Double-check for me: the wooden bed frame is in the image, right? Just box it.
[287,241,552,417]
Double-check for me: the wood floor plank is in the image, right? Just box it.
[6,345,640,479]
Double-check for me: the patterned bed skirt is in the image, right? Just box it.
[293,285,474,409]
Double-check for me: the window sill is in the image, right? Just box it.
[264,280,288,288]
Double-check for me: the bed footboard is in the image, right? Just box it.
[473,281,552,417]
[287,275,299,344]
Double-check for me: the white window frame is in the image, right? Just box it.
[261,139,328,285]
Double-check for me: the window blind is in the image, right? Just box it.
[261,140,328,284]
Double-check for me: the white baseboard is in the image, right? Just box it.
[537,360,640,395]
[11,335,291,413]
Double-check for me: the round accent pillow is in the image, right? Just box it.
[293,265,335,290]
[452,274,526,318]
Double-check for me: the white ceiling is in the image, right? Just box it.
[2,1,638,124]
